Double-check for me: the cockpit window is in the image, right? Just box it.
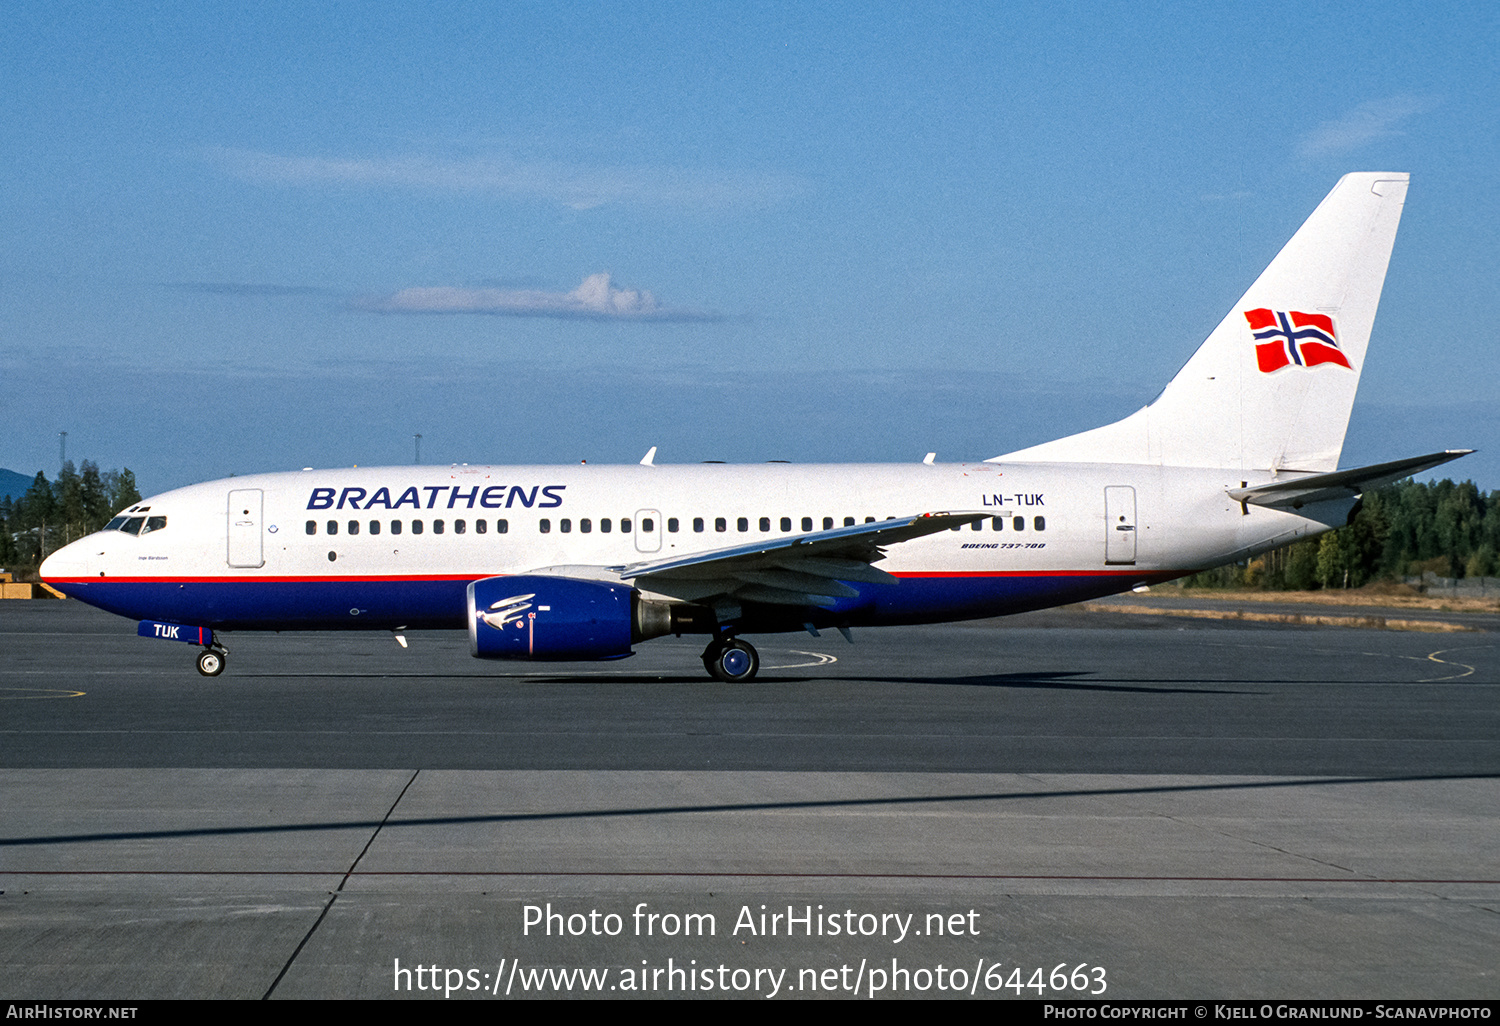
[120,517,146,535]
[141,516,167,535]
[105,516,128,531]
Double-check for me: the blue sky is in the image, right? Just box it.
[3,2,1497,493]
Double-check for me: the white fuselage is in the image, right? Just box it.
[41,460,1345,635]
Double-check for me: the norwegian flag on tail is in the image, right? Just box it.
[1244,308,1351,373]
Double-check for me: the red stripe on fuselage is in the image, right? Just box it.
[50,569,1183,585]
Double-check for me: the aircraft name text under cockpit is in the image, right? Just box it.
[306,484,567,511]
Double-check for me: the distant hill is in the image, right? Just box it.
[0,468,39,502]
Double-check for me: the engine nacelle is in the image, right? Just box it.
[468,575,636,661]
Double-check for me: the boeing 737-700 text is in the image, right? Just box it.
[41,173,1470,681]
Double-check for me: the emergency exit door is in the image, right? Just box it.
[634,508,662,553]
[227,489,265,568]
[1104,486,1137,565]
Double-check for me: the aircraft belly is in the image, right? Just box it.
[53,578,471,631]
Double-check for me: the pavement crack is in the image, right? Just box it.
[340,769,421,891]
[260,769,421,999]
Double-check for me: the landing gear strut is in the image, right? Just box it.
[702,637,759,682]
[196,646,227,677]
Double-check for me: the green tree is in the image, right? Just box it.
[106,468,141,514]
[79,460,110,532]
[0,496,17,565]
[20,472,56,561]
[54,460,84,545]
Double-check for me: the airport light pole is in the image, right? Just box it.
[414,434,421,465]
[59,431,67,470]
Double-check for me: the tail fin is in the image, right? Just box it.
[995,173,1409,473]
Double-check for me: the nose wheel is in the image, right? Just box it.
[702,638,759,682]
[196,647,227,677]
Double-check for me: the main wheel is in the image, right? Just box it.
[705,639,759,682]
[196,648,225,677]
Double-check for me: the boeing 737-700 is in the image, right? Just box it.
[40,173,1469,681]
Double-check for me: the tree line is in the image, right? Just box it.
[1187,477,1500,590]
[0,462,142,569]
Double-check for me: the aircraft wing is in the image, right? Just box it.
[612,511,988,607]
[1228,450,1473,510]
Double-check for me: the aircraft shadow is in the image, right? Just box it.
[5,773,1494,850]
[230,670,1251,693]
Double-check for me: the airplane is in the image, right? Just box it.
[40,172,1471,682]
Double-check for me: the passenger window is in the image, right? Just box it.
[621,518,632,533]
[715,517,727,533]
[1034,516,1046,531]
[971,520,983,531]
[348,520,360,535]
[759,517,770,532]
[1013,517,1025,532]
[844,517,855,527]
[580,518,591,533]
[693,517,705,533]
[992,517,1003,531]
[476,520,487,534]
[434,520,444,535]
[822,517,832,530]
[391,520,403,535]
[327,520,338,536]
[865,516,875,523]
[667,518,678,533]
[370,520,381,535]
[560,519,571,533]
[305,520,317,535]
[781,517,792,532]
[737,517,749,532]
[497,519,508,534]
[952,524,962,532]
[412,520,424,535]
[642,518,654,533]
[803,517,813,531]
[539,519,551,533]
[601,519,612,533]
[455,520,466,534]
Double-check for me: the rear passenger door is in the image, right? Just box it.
[1104,486,1136,565]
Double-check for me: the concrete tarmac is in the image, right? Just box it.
[1,601,1496,999]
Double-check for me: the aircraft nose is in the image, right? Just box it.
[40,538,94,582]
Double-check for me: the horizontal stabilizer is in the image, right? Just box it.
[1228,450,1473,510]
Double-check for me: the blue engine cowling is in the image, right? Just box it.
[467,575,635,661]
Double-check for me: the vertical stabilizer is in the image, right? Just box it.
[995,173,1408,472]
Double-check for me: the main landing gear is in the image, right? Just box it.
[196,646,227,677]
[702,637,759,682]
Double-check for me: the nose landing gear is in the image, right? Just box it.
[196,646,227,677]
[701,637,759,682]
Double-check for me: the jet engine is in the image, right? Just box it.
[467,575,709,661]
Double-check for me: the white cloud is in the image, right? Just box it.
[205,147,802,210]
[359,273,720,322]
[1299,96,1431,157]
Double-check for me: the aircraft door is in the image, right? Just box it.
[634,508,662,553]
[227,489,265,568]
[1104,486,1137,565]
